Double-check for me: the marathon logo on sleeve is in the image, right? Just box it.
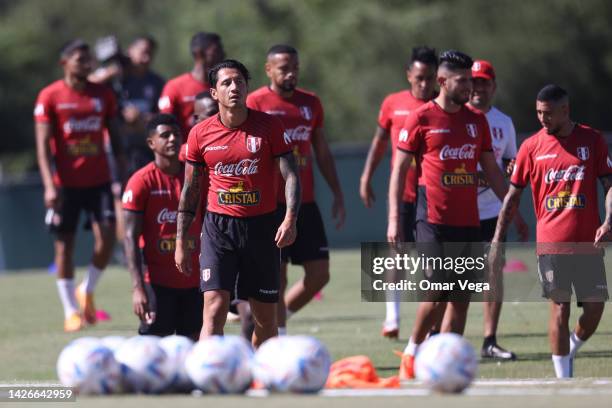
[217,182,260,206]
[544,165,585,184]
[545,190,586,210]
[441,163,477,187]
[34,104,45,116]
[158,96,171,110]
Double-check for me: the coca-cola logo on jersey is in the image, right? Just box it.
[439,144,477,161]
[157,208,177,224]
[544,165,585,184]
[63,116,102,134]
[214,158,260,176]
[285,125,312,142]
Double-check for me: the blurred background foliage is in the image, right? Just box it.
[1,0,612,175]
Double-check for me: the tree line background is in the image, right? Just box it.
[1,0,612,177]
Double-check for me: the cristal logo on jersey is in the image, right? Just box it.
[63,116,102,134]
[439,144,476,161]
[217,181,260,206]
[214,159,259,176]
[246,135,262,153]
[66,135,100,157]
[157,208,177,224]
[544,165,585,184]
[285,125,313,142]
[577,146,589,161]
[158,235,196,253]
[441,163,477,186]
[545,190,586,211]
[466,124,478,138]
[300,106,312,120]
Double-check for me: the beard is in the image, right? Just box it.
[450,92,470,105]
[279,80,296,92]
[545,126,560,135]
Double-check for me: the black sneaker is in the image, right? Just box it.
[481,343,517,360]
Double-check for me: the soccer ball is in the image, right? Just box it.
[415,333,478,393]
[57,339,122,394]
[114,335,173,394]
[185,335,253,393]
[158,335,195,392]
[100,336,126,352]
[252,335,331,393]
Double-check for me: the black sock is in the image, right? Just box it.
[483,335,497,348]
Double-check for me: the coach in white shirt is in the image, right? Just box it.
[470,60,528,360]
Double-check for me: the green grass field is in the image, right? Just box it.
[1,248,612,407]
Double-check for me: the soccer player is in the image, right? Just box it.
[247,44,345,335]
[387,50,509,379]
[122,114,203,340]
[192,90,219,125]
[467,60,527,359]
[490,85,610,378]
[359,46,438,339]
[158,32,225,135]
[175,59,300,347]
[34,39,126,332]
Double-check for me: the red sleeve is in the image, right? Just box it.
[246,93,259,110]
[158,82,175,114]
[104,87,118,120]
[34,89,53,123]
[122,173,148,212]
[595,132,612,177]
[269,116,291,157]
[510,140,531,187]
[313,96,324,129]
[397,112,421,153]
[185,126,204,165]
[377,96,392,131]
[479,115,493,152]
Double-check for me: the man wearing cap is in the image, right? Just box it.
[467,59,528,360]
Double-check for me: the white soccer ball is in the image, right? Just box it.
[415,333,478,393]
[114,335,173,394]
[253,335,331,393]
[158,335,195,392]
[57,339,122,394]
[100,336,126,352]
[185,335,253,394]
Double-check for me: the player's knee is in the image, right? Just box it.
[583,301,605,317]
[551,302,570,327]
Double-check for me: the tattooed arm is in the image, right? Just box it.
[275,152,301,248]
[175,162,203,276]
[595,174,612,247]
[123,210,154,323]
[492,184,524,243]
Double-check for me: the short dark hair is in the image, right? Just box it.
[208,59,251,88]
[146,113,180,136]
[60,39,89,59]
[190,32,222,57]
[439,50,473,71]
[408,46,438,69]
[537,84,569,103]
[195,90,213,101]
[130,34,157,51]
[267,44,298,57]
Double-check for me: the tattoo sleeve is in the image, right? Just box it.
[600,175,612,226]
[123,210,145,289]
[493,184,524,242]
[177,163,202,240]
[279,152,301,216]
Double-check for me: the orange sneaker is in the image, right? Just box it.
[64,313,83,333]
[398,353,415,380]
[75,285,97,325]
